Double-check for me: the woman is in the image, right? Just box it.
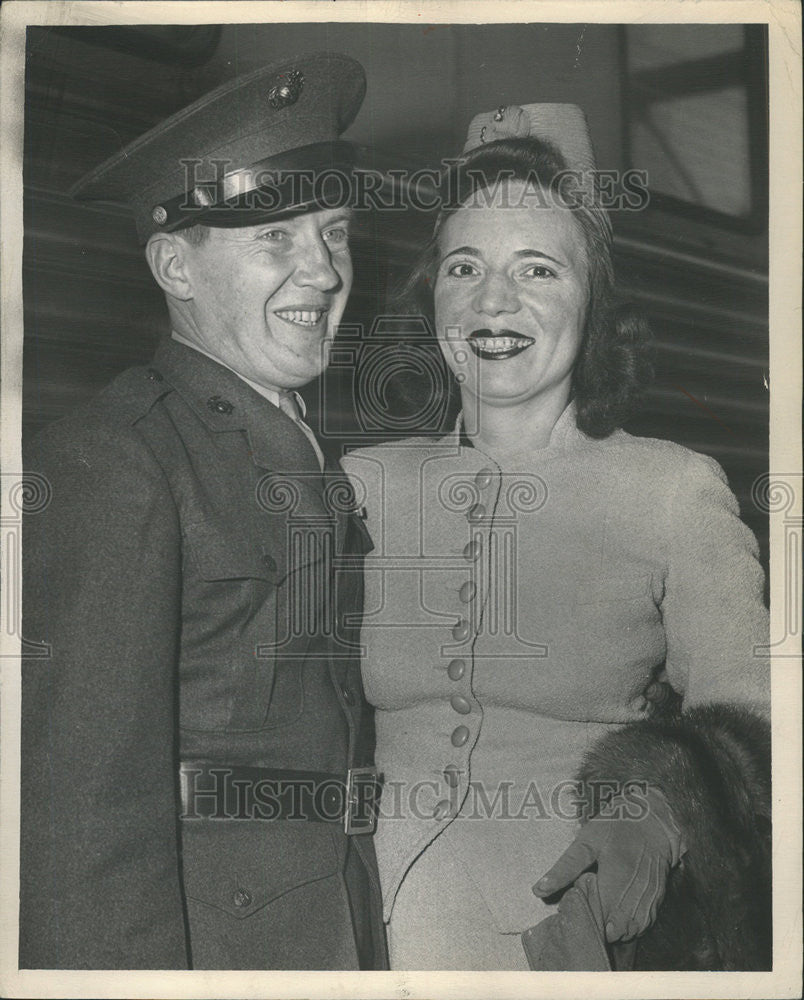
[342,105,770,970]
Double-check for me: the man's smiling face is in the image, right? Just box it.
[177,208,353,390]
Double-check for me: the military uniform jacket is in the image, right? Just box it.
[20,337,384,969]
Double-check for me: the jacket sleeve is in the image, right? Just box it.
[20,418,189,969]
[661,451,769,715]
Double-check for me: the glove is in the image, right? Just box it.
[532,786,686,942]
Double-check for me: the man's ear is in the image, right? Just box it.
[145,233,194,301]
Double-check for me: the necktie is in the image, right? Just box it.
[277,391,325,470]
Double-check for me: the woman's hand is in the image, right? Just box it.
[532,787,686,942]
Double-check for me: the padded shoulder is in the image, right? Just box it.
[91,364,175,426]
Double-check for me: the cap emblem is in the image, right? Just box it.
[268,69,304,110]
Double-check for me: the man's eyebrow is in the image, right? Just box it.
[321,212,353,227]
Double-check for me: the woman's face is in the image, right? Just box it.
[434,179,590,411]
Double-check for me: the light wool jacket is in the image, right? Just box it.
[342,404,769,932]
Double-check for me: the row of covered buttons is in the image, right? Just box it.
[435,466,495,821]
[451,466,493,643]
[466,466,494,524]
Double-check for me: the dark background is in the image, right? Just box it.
[23,21,769,573]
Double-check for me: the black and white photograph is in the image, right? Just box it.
[0,1,800,997]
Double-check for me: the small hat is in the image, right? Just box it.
[463,103,597,174]
[71,52,366,243]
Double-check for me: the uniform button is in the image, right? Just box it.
[233,888,252,908]
[447,658,466,681]
[475,467,494,489]
[467,503,486,523]
[444,765,460,787]
[458,580,476,603]
[146,367,163,382]
[463,539,481,561]
[452,619,470,641]
[450,694,472,715]
[433,799,453,821]
[451,725,470,747]
[262,553,277,572]
[341,685,355,705]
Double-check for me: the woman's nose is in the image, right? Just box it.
[292,236,341,292]
[472,273,520,317]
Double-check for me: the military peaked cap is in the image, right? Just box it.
[71,52,367,243]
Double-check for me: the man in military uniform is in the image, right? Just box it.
[20,53,386,970]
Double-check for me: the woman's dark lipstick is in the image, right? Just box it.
[467,328,535,361]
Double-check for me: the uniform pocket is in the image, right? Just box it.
[181,818,342,918]
[186,521,279,584]
[181,521,292,732]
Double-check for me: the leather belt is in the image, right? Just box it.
[179,762,379,835]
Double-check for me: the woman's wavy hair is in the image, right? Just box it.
[395,136,653,438]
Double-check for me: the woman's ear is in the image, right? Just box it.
[145,233,194,301]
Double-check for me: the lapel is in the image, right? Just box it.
[322,455,375,557]
[153,337,326,516]
[152,338,373,554]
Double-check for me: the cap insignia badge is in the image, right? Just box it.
[268,70,304,110]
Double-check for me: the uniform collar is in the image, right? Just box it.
[169,331,309,417]
[152,336,321,477]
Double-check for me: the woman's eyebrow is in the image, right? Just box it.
[440,246,568,267]
[441,245,481,261]
[513,249,566,266]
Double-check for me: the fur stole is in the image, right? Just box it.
[576,702,771,970]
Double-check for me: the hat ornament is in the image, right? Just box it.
[477,105,531,145]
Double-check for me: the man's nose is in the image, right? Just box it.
[292,236,341,292]
[472,272,520,317]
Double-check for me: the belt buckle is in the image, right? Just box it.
[344,766,379,835]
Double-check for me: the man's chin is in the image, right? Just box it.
[274,362,327,389]
[250,346,329,389]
